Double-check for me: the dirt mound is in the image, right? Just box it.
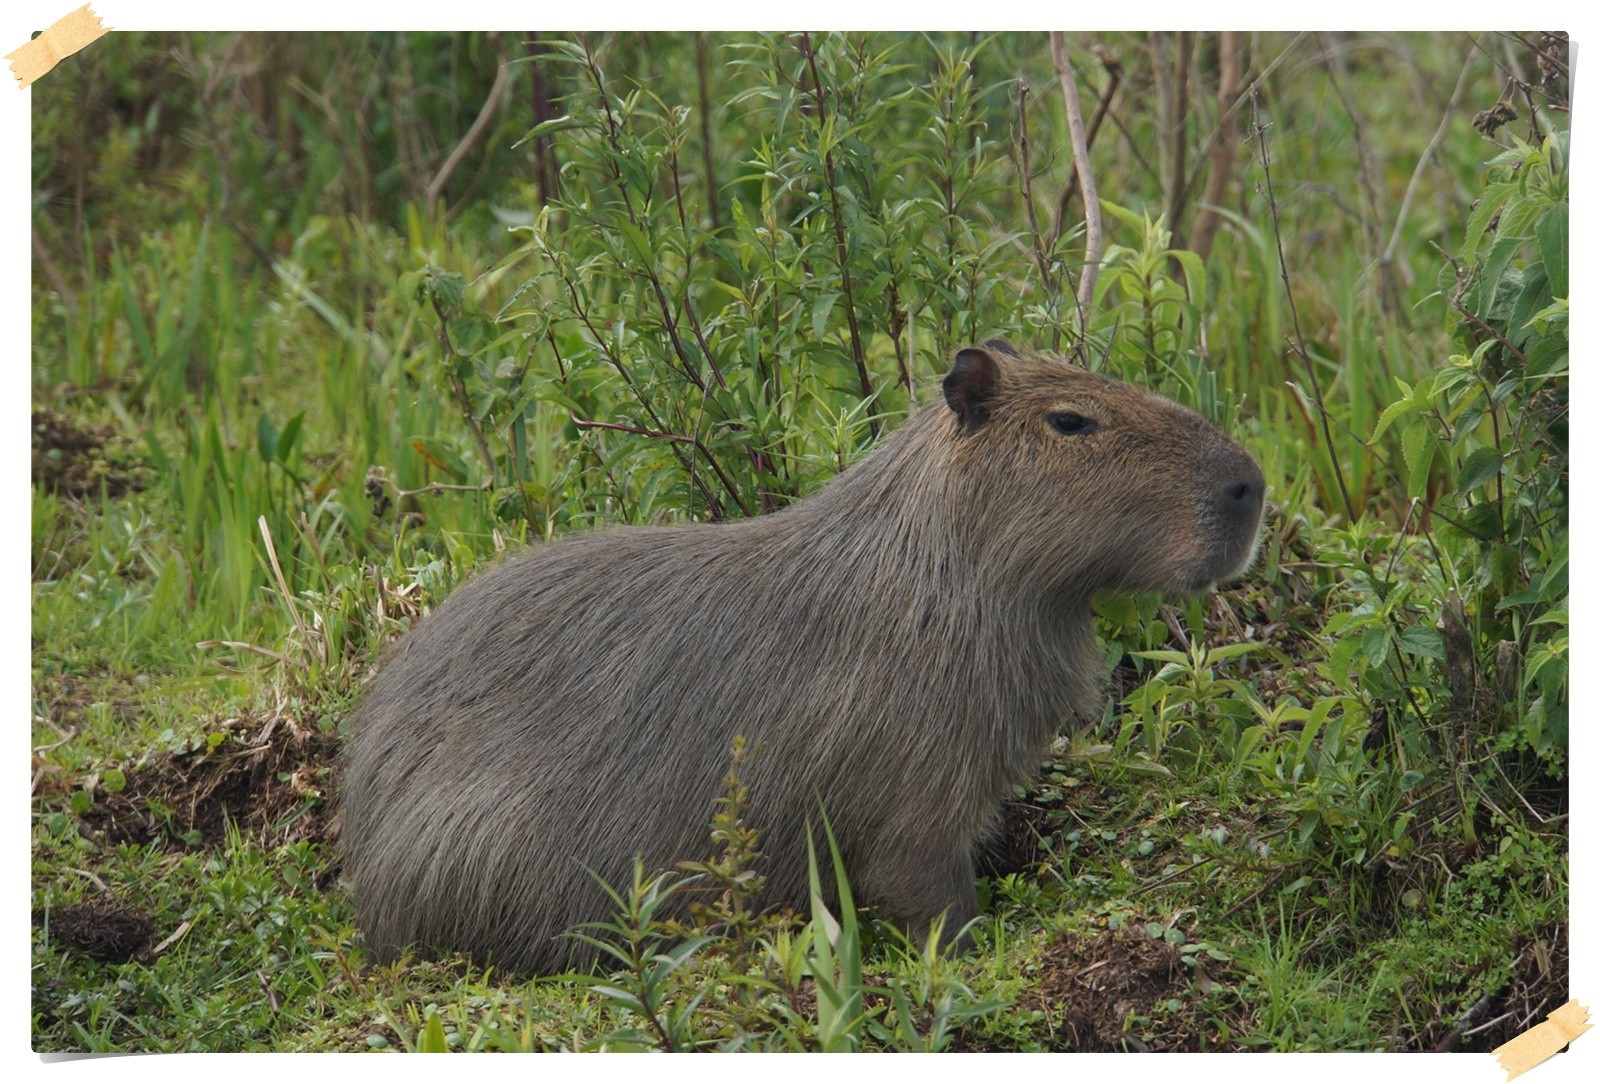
[1011,925,1237,1051]
[32,408,148,498]
[44,898,155,962]
[77,716,339,851]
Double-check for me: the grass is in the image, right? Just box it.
[30,30,1567,1052]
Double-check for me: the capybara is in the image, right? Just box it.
[340,340,1264,973]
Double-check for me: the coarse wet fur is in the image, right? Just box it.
[340,341,1265,974]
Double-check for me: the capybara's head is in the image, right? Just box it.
[939,340,1264,600]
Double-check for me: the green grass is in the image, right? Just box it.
[31,30,1567,1052]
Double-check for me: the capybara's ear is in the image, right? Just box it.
[944,347,1000,432]
[980,338,1024,359]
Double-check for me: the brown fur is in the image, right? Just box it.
[339,342,1264,973]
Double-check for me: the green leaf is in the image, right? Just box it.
[70,791,93,816]
[1536,203,1568,297]
[1507,262,1552,350]
[277,411,306,464]
[1361,627,1391,669]
[1396,624,1444,660]
[513,114,585,148]
[1206,642,1264,662]
[419,1010,449,1053]
[102,768,127,794]
[811,290,840,340]
[408,437,471,483]
[256,413,279,464]
[1371,396,1420,443]
[1456,447,1503,494]
[1470,234,1523,320]
[1463,181,1516,263]
[1401,423,1437,499]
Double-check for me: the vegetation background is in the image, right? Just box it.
[30,27,1569,1052]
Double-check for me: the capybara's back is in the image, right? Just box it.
[340,341,1264,973]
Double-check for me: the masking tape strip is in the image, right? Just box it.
[6,5,108,89]
[1494,1000,1591,1080]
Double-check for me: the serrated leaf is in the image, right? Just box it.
[1362,626,1391,669]
[1401,423,1437,499]
[1463,181,1516,263]
[1471,234,1523,320]
[1507,262,1551,350]
[1536,203,1568,297]
[1396,624,1444,660]
[1371,396,1420,443]
[1456,446,1503,493]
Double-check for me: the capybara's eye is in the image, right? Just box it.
[1049,412,1098,436]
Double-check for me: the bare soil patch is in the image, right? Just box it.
[77,716,339,851]
[1005,925,1241,1051]
[32,408,149,498]
[45,898,155,962]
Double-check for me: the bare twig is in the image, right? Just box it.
[1050,33,1104,314]
[1317,34,1391,307]
[1174,32,1308,225]
[527,40,561,205]
[1152,32,1194,243]
[1381,47,1477,282]
[1014,79,1064,351]
[32,225,77,314]
[257,969,281,1014]
[569,413,698,444]
[1189,31,1243,263]
[694,33,721,231]
[1048,49,1121,252]
[1250,88,1357,524]
[33,728,79,756]
[426,37,512,210]
[69,867,110,893]
[148,919,195,960]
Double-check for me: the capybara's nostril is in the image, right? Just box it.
[1221,461,1265,522]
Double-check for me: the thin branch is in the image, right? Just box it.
[569,413,697,444]
[1189,31,1243,263]
[1250,88,1357,524]
[1047,49,1121,252]
[1152,32,1194,243]
[32,224,77,314]
[1173,32,1308,226]
[1316,35,1385,268]
[1016,81,1052,287]
[434,313,498,488]
[1382,46,1477,272]
[694,33,721,231]
[426,39,513,210]
[1050,33,1104,314]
